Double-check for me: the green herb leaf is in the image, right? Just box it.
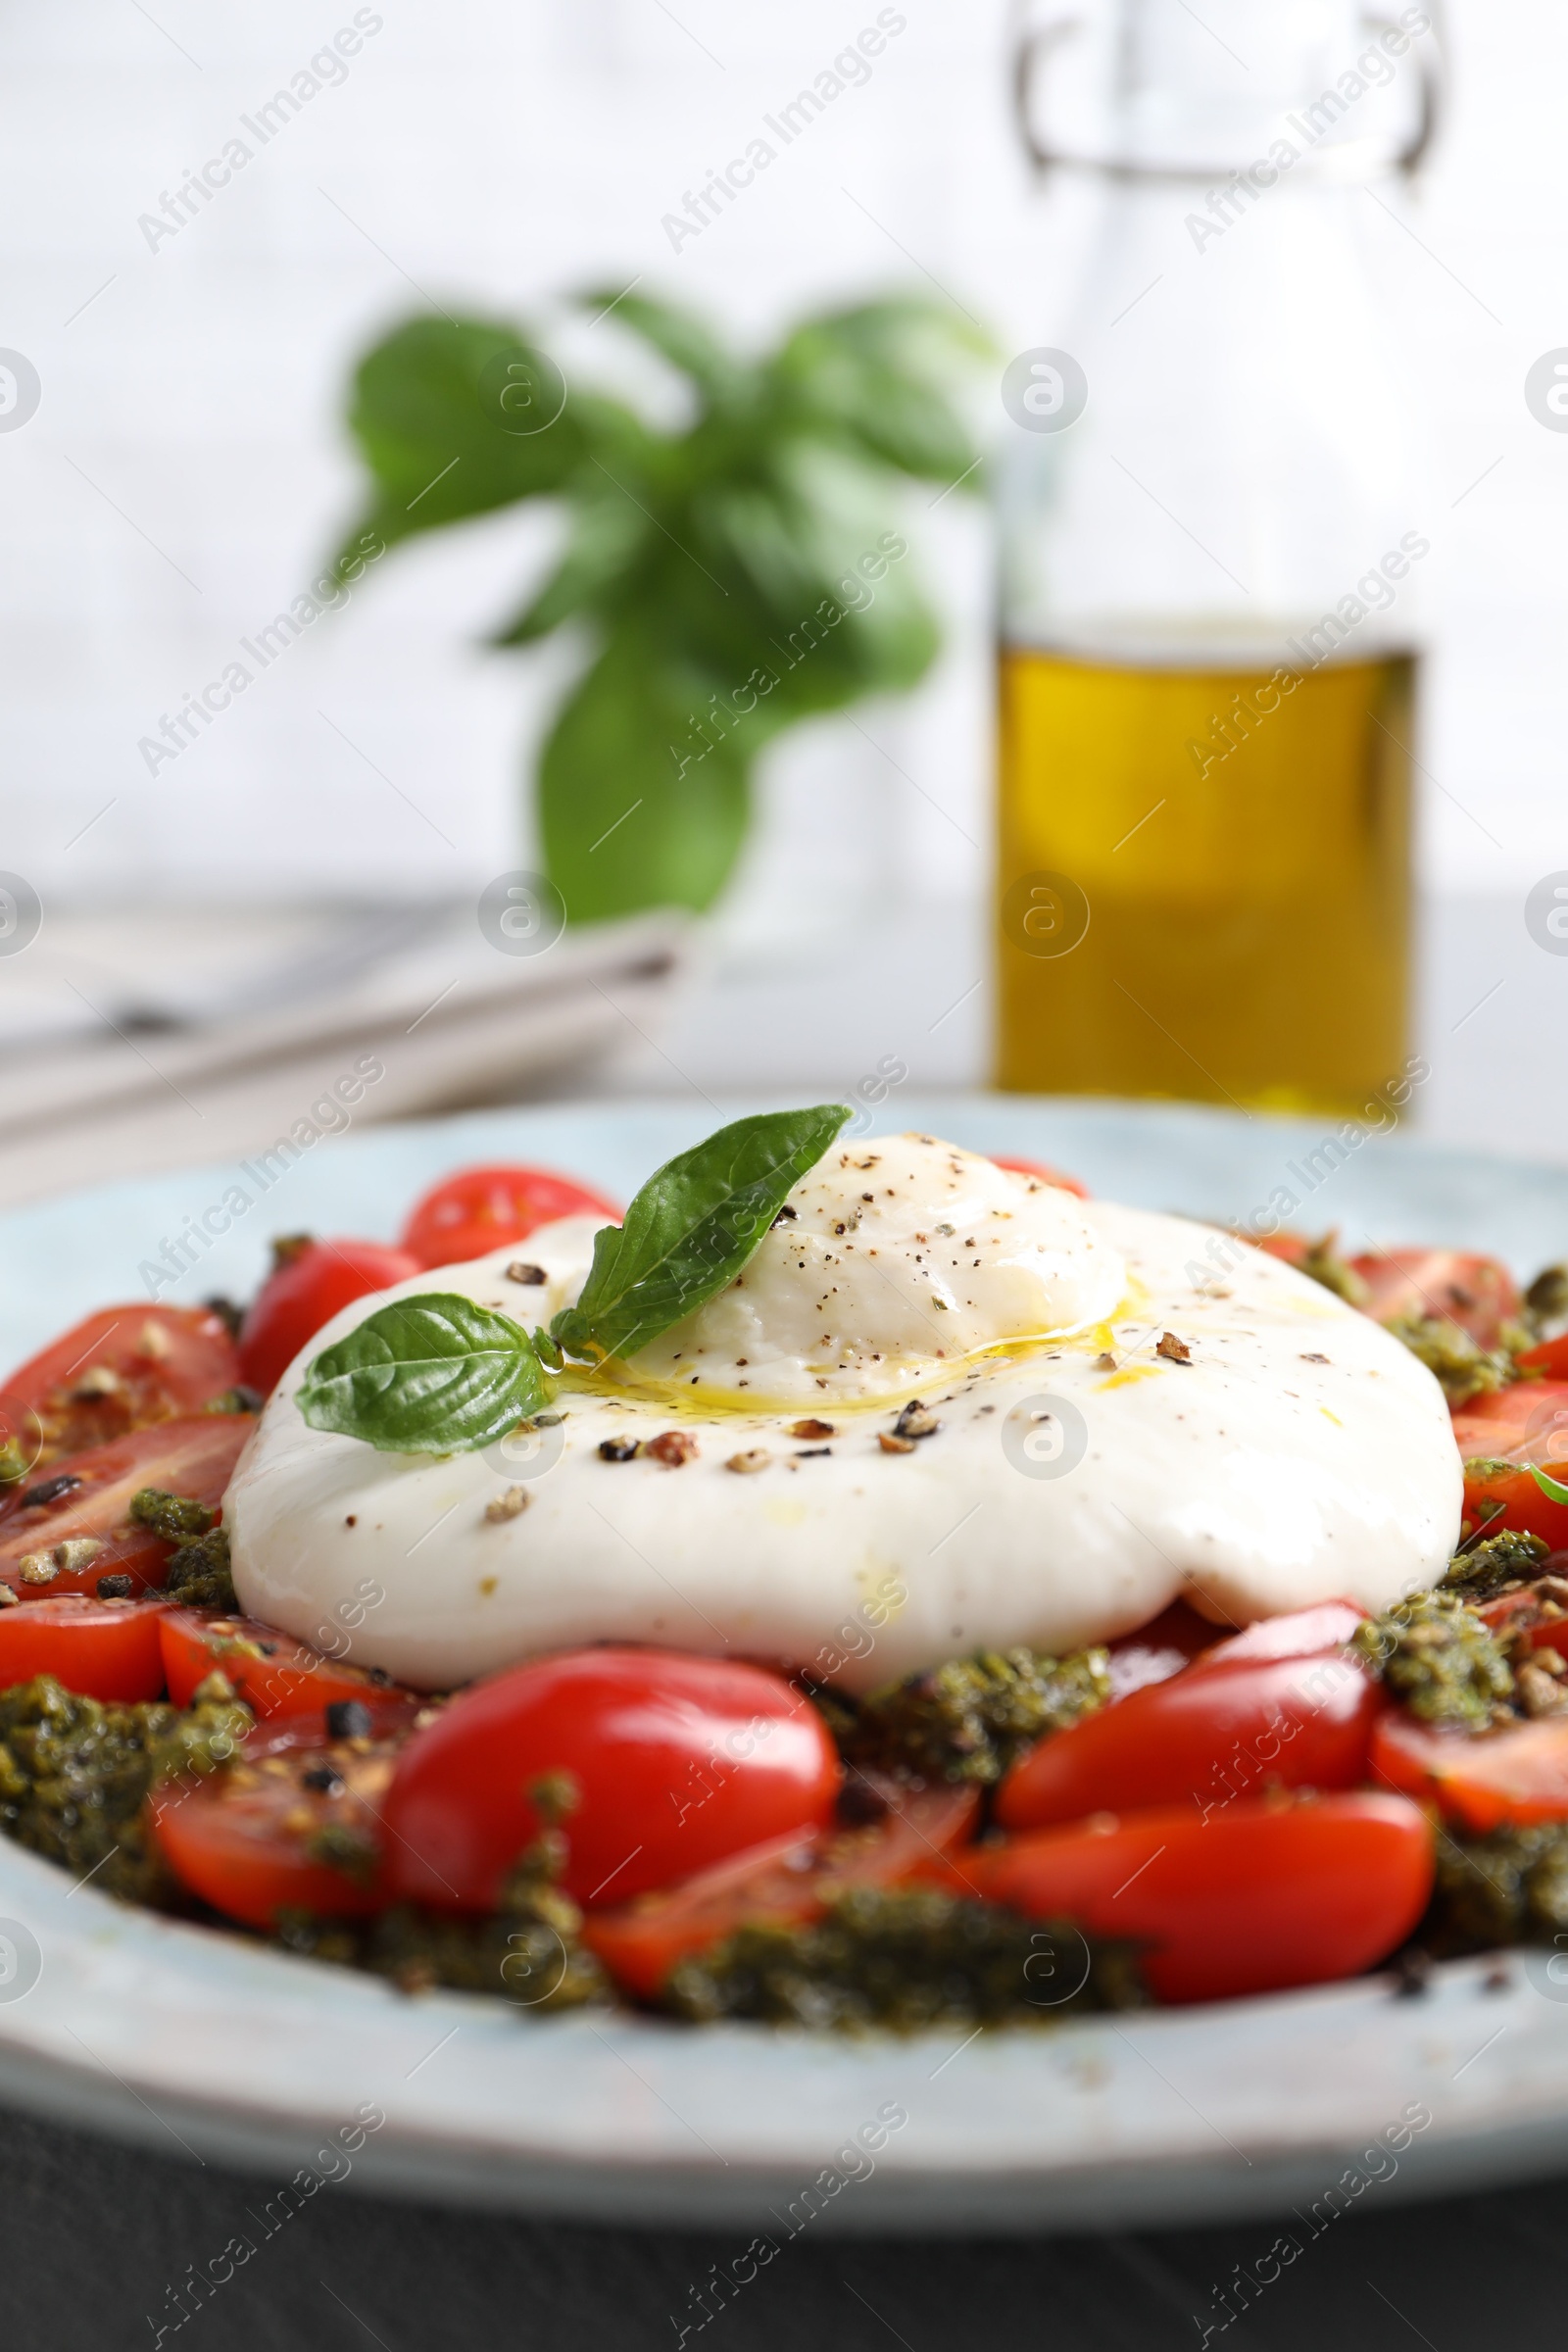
[552,1103,852,1362]
[490,488,645,648]
[331,293,982,924]
[1531,1463,1568,1505]
[297,1294,548,1454]
[773,300,993,482]
[329,318,591,574]
[537,629,753,920]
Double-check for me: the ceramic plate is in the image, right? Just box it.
[1,1093,1566,2234]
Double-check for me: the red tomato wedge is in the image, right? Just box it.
[1371,1708,1568,1831]
[237,1239,421,1397]
[159,1609,412,1718]
[1105,1600,1219,1699]
[1460,1462,1568,1552]
[0,1415,252,1596]
[1348,1248,1521,1348]
[1194,1599,1367,1669]
[0,1304,240,1473]
[1450,1380,1568,1467]
[995,1652,1381,1834]
[399,1163,622,1271]
[0,1594,172,1702]
[963,1793,1434,2004]
[1518,1332,1568,1382]
[382,1646,841,1912]
[988,1154,1089,1200]
[152,1720,400,1929]
[583,1785,979,2000]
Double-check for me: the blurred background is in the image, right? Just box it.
[1,0,1563,1202]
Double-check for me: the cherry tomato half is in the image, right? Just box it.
[153,1718,401,1929]
[995,1651,1381,1834]
[382,1646,841,1912]
[964,1793,1434,2004]
[160,1608,412,1718]
[1450,1380,1568,1470]
[583,1784,978,2000]
[989,1155,1089,1200]
[1348,1249,1521,1349]
[1193,1599,1368,1669]
[1518,1332,1568,1382]
[237,1240,421,1397]
[0,1304,240,1473]
[1460,1461,1568,1553]
[1371,1708,1568,1832]
[0,1415,252,1596]
[0,1594,172,1702]
[399,1163,622,1271]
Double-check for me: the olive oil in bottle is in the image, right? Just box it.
[997,647,1415,1114]
[997,0,1436,1111]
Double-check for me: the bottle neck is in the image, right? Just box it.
[999,0,1437,658]
[1014,0,1438,185]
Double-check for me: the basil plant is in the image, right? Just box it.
[330,295,983,924]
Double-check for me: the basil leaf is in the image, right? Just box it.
[297,1294,548,1454]
[552,1103,853,1361]
[1531,1464,1568,1506]
[538,629,753,919]
[331,316,587,570]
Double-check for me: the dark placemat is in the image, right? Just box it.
[0,2100,1554,2352]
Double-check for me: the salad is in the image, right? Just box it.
[0,1110,1564,2034]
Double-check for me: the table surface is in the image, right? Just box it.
[566,890,1568,1168]
[0,891,1555,1218]
[1,2092,1555,2351]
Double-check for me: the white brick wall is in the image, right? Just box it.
[0,0,1558,929]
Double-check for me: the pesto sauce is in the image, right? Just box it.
[1351,1592,1515,1731]
[1524,1263,1568,1338]
[1441,1529,1549,1604]
[845,1646,1111,1786]
[274,1829,610,2011]
[1383,1315,1517,1406]
[663,1886,1147,2031]
[1424,1822,1568,1955]
[1296,1233,1370,1307]
[163,1526,239,1609]
[128,1486,216,1544]
[0,1674,252,1903]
